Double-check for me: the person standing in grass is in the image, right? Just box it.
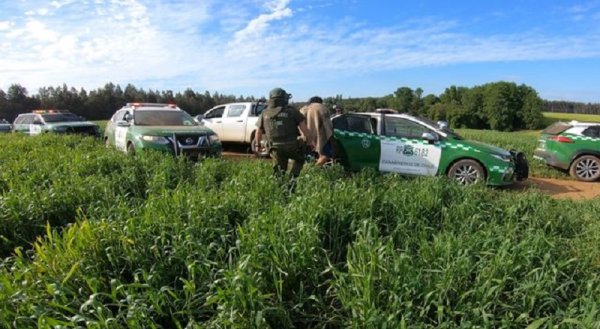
[255,88,312,188]
[300,96,334,166]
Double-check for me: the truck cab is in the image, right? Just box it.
[199,101,267,150]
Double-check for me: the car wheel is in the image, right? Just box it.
[569,155,600,182]
[251,135,270,157]
[448,159,485,185]
[126,142,136,156]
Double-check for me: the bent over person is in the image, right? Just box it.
[255,88,312,186]
[301,96,334,166]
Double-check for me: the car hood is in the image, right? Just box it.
[133,125,215,135]
[459,139,512,156]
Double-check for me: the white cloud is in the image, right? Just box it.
[231,0,292,45]
[1,0,600,102]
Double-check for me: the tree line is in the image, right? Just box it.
[1,81,598,131]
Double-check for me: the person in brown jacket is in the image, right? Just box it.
[300,96,334,166]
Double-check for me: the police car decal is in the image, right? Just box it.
[115,127,128,151]
[29,124,42,135]
[379,138,441,176]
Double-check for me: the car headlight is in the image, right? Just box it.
[140,135,170,144]
[491,153,512,163]
[208,134,220,144]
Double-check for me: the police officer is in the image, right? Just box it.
[255,87,312,182]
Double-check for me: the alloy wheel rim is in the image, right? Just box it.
[576,158,599,179]
[453,164,481,184]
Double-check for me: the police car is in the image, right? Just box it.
[12,110,99,136]
[534,120,600,181]
[332,112,528,186]
[104,103,222,160]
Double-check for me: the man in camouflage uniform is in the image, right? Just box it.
[255,87,312,182]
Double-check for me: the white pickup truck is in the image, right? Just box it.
[197,101,268,155]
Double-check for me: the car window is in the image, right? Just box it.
[41,113,80,123]
[582,126,600,138]
[111,110,124,122]
[204,106,225,119]
[19,115,34,125]
[134,110,197,126]
[383,117,431,139]
[251,103,267,116]
[333,114,375,134]
[226,105,246,117]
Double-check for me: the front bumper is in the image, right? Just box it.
[138,134,222,159]
[511,150,529,181]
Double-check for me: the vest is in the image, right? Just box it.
[262,106,299,144]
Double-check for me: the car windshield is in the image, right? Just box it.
[134,110,197,126]
[41,113,82,122]
[416,116,463,139]
[0,119,8,124]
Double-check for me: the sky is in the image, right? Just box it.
[1,0,600,103]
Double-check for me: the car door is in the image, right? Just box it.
[332,114,380,171]
[202,106,225,138]
[379,116,442,176]
[220,104,248,142]
[114,110,131,151]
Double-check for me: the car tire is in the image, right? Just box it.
[447,159,485,185]
[569,155,600,182]
[251,135,270,157]
[126,142,136,156]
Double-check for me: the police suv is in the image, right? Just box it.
[104,103,222,160]
[12,110,100,136]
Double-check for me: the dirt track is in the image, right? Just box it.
[512,177,600,200]
[221,149,600,201]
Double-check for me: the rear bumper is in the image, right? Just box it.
[533,149,569,170]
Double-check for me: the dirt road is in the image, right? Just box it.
[514,177,600,200]
[221,148,600,200]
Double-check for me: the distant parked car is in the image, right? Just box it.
[104,102,221,160]
[0,119,11,133]
[331,112,528,186]
[534,120,600,181]
[12,110,99,136]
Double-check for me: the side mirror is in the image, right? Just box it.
[437,121,448,130]
[117,120,130,127]
[422,132,439,142]
[194,114,204,122]
[33,119,43,125]
[124,113,133,122]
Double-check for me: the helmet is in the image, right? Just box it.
[269,87,290,100]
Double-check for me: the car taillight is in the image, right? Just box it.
[549,135,574,143]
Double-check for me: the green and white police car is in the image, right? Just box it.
[104,103,222,160]
[12,110,100,136]
[331,112,528,186]
[534,121,600,181]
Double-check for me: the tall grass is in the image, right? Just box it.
[1,133,599,328]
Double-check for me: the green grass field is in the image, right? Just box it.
[542,112,600,125]
[0,134,599,328]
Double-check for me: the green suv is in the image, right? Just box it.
[12,110,100,136]
[104,103,222,160]
[534,121,600,181]
[332,112,528,186]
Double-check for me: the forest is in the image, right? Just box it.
[1,81,598,131]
